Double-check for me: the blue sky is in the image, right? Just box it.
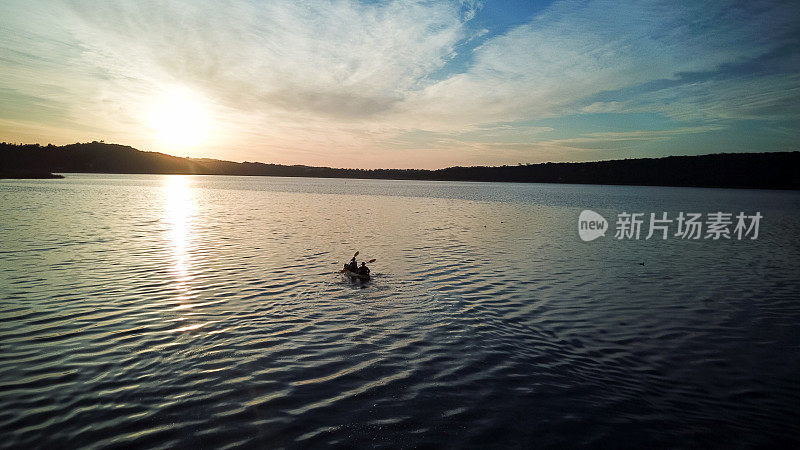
[0,0,798,168]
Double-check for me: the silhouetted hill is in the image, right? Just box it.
[1,141,798,189]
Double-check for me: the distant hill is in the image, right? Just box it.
[1,141,798,189]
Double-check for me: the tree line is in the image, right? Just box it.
[1,141,797,189]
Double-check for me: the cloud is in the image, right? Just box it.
[627,74,800,121]
[543,126,724,150]
[0,0,798,167]
[61,0,470,118]
[0,0,481,161]
[401,0,800,130]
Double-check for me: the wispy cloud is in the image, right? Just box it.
[0,0,797,167]
[543,126,725,150]
[403,0,799,129]
[620,74,800,121]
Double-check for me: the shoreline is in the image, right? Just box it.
[0,172,64,179]
[18,170,800,191]
[2,142,799,190]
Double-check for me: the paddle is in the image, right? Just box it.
[339,252,360,273]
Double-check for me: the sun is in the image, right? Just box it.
[149,88,210,148]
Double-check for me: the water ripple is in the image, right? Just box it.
[1,175,799,448]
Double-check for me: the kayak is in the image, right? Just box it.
[341,268,370,281]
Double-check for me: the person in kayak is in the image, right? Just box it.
[357,262,370,277]
[346,256,358,272]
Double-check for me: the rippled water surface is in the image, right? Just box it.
[2,174,800,448]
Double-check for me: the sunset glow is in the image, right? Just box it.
[1,0,798,168]
[149,89,211,149]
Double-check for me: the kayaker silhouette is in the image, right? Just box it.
[357,262,370,276]
[341,252,376,280]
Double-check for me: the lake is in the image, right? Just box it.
[1,174,799,448]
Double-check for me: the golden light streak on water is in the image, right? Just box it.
[162,175,199,326]
[163,175,195,280]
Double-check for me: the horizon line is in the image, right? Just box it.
[4,140,799,172]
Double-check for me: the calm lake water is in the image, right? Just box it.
[1,174,799,448]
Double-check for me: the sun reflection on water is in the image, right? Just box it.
[164,175,195,281]
[162,175,199,323]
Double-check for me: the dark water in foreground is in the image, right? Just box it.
[1,174,800,449]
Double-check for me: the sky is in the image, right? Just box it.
[1,0,798,169]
